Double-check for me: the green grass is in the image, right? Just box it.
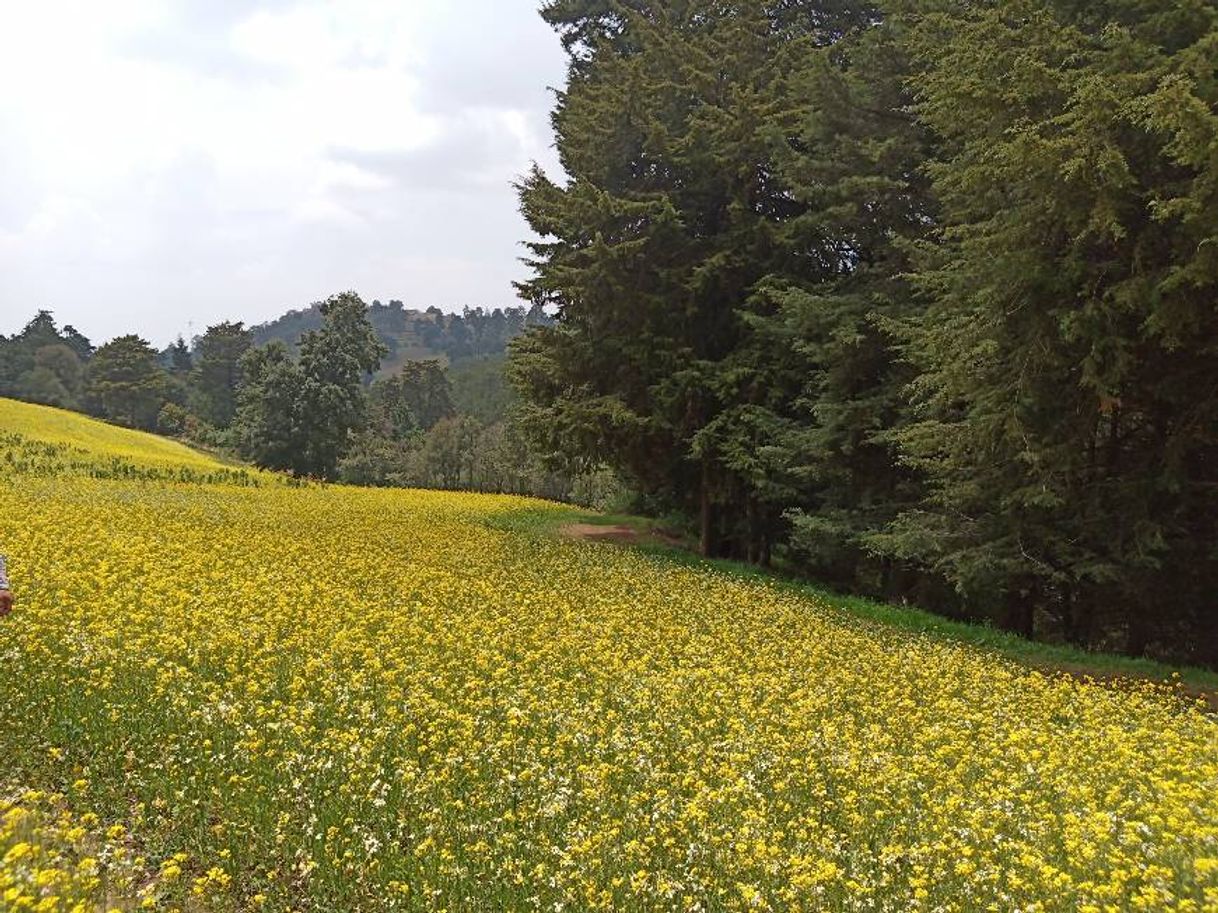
[491,505,1218,698]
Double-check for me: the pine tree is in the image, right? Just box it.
[721,7,932,584]
[516,1,875,558]
[877,0,1218,658]
[190,322,253,428]
[372,361,455,435]
[168,337,193,376]
[86,335,168,430]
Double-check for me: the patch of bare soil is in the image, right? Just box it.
[561,523,646,544]
[561,522,689,549]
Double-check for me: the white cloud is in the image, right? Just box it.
[0,0,567,344]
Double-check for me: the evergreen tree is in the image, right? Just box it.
[168,337,193,376]
[876,0,1218,658]
[86,335,168,430]
[516,1,874,558]
[190,322,253,428]
[59,324,95,363]
[371,360,455,435]
[13,310,63,351]
[751,8,935,593]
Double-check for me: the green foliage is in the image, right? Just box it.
[755,11,933,592]
[515,1,899,561]
[189,322,253,428]
[16,344,86,409]
[156,401,191,437]
[157,401,220,447]
[252,300,549,376]
[449,355,518,424]
[235,293,386,479]
[0,312,93,411]
[233,343,305,473]
[870,0,1218,659]
[294,292,388,478]
[371,360,455,435]
[85,335,167,431]
[417,415,482,489]
[336,427,419,488]
[166,336,193,376]
[516,0,1218,664]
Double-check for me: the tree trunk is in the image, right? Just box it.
[1003,590,1035,639]
[1076,595,1095,650]
[1127,610,1151,657]
[880,557,894,600]
[1060,586,1079,646]
[700,460,715,558]
[745,498,759,565]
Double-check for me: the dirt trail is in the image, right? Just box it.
[561,523,647,544]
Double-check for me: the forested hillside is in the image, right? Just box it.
[509,0,1218,665]
[253,300,549,376]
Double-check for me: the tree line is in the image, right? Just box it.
[253,299,551,367]
[1,310,267,438]
[509,0,1218,664]
[0,299,617,507]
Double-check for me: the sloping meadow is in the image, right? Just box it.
[0,399,1215,911]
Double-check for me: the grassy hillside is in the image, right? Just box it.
[0,400,1215,911]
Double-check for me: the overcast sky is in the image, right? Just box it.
[0,0,568,346]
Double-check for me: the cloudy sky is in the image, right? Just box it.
[0,0,568,346]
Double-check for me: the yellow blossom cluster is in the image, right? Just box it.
[0,397,1215,912]
[0,790,139,913]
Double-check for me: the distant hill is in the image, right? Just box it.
[252,300,550,378]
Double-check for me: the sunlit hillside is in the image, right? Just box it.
[0,399,1215,912]
[0,398,230,472]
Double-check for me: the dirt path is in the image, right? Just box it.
[561,523,649,545]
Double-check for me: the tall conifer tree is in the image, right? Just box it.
[877,0,1218,656]
[516,1,877,558]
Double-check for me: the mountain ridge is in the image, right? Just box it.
[252,299,549,377]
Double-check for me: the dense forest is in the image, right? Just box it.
[507,0,1218,665]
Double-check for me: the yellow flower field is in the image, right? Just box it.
[0,398,230,473]
[0,397,1215,912]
